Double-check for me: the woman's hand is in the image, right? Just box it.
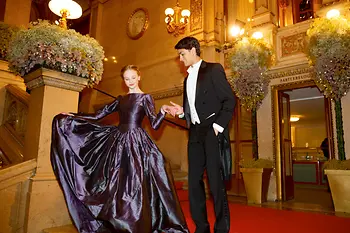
[170,101,184,116]
[161,105,177,117]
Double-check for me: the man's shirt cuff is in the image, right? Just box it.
[213,123,224,133]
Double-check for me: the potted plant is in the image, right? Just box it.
[0,22,19,61]
[4,21,106,231]
[323,159,350,212]
[307,14,350,213]
[7,20,105,87]
[239,158,274,204]
[228,37,274,159]
[306,15,350,161]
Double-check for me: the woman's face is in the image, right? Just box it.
[123,69,140,90]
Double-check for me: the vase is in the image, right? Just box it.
[240,167,273,204]
[325,169,350,213]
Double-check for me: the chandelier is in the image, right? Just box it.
[164,0,191,36]
[48,0,82,29]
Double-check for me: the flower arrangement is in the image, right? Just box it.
[227,37,274,159]
[307,15,350,161]
[0,22,19,61]
[228,37,274,110]
[7,20,105,87]
[307,16,350,100]
[239,158,274,169]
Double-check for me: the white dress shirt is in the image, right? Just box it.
[186,60,202,124]
[183,60,224,133]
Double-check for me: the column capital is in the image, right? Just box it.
[23,68,88,92]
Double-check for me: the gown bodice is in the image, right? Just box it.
[118,94,148,130]
[75,93,164,132]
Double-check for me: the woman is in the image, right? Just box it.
[51,65,189,233]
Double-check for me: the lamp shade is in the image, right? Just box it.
[165,8,175,16]
[49,0,82,19]
[181,9,190,17]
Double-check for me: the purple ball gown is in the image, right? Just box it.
[50,93,189,233]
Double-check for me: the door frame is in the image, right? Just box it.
[271,80,334,201]
[278,92,294,201]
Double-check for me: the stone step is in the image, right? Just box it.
[172,169,188,181]
[170,163,181,170]
[42,225,78,233]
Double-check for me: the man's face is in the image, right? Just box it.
[177,48,196,67]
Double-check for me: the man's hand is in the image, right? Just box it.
[213,127,218,136]
[170,101,184,116]
[161,105,174,115]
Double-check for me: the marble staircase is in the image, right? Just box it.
[42,163,188,233]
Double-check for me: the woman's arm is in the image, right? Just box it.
[72,96,122,120]
[143,94,165,130]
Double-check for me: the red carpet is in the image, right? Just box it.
[175,182,350,233]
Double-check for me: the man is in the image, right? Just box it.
[320,138,329,159]
[170,36,236,233]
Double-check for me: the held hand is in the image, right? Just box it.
[161,105,172,115]
[170,101,184,115]
[162,105,177,117]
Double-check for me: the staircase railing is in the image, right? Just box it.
[0,158,37,232]
[0,84,29,166]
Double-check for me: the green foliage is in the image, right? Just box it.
[323,159,350,170]
[228,37,274,110]
[7,20,105,87]
[239,158,274,168]
[0,22,20,61]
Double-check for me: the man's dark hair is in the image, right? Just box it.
[174,36,201,56]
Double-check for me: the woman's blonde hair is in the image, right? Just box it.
[120,65,141,79]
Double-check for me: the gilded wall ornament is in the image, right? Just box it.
[190,0,202,31]
[281,32,306,57]
[127,8,149,40]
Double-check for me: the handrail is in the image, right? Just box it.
[1,85,28,165]
[2,85,28,142]
[0,159,36,183]
[92,87,188,130]
[5,84,30,106]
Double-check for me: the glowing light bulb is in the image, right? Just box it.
[326,9,340,19]
[252,31,263,39]
[181,9,190,17]
[230,25,241,37]
[165,8,174,15]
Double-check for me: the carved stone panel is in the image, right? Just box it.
[190,0,202,32]
[275,20,311,66]
[281,32,306,57]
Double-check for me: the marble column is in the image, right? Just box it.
[90,0,107,41]
[80,0,107,113]
[23,68,87,233]
[4,0,31,26]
